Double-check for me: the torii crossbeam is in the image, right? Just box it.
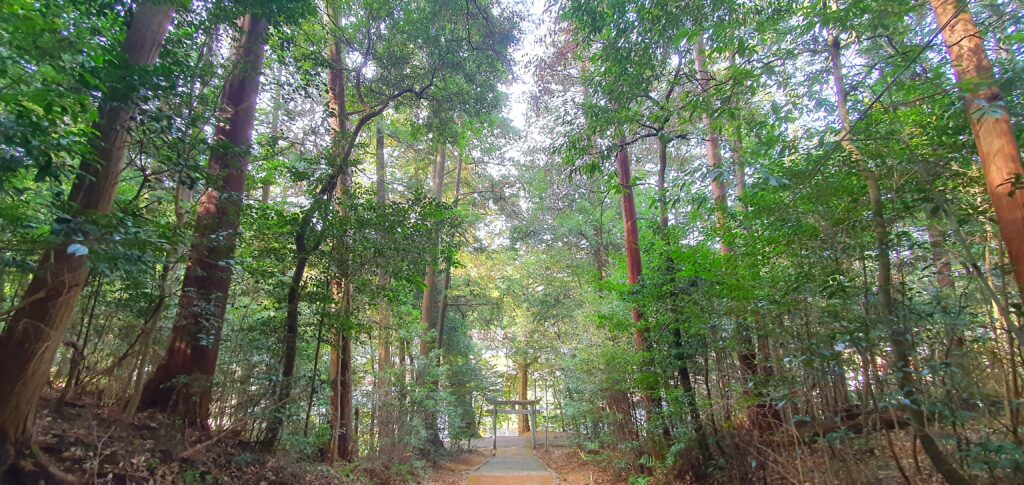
[485,398,541,454]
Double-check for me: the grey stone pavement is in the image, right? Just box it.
[465,433,568,485]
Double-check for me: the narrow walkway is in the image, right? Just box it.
[466,434,561,485]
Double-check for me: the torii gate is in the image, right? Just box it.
[486,398,542,454]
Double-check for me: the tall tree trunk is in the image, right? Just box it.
[266,8,353,452]
[827,31,969,485]
[420,145,447,354]
[325,9,356,461]
[615,142,657,418]
[693,38,730,253]
[695,37,770,433]
[140,15,269,429]
[373,120,397,451]
[418,144,447,451]
[615,143,645,352]
[932,0,1024,304]
[517,362,531,434]
[263,24,348,453]
[437,153,464,352]
[267,1,388,455]
[0,2,176,465]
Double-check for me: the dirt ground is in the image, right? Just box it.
[5,394,343,484]
[534,447,620,485]
[421,450,489,485]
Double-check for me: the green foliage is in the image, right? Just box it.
[0,0,116,186]
[5,0,1024,482]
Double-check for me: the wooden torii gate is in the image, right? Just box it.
[486,398,541,453]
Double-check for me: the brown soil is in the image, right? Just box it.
[6,394,344,484]
[422,450,489,485]
[535,447,620,485]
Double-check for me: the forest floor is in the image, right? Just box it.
[18,392,620,485]
[421,450,490,485]
[12,392,343,484]
[533,448,620,485]
[11,394,963,484]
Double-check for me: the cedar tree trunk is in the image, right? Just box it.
[0,1,175,465]
[418,144,447,450]
[139,15,269,428]
[933,0,1024,299]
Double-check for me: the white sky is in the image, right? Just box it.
[503,0,550,131]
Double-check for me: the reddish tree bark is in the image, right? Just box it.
[615,144,643,346]
[329,327,355,460]
[606,389,639,444]
[326,28,356,460]
[615,142,660,420]
[139,15,269,428]
[0,1,175,466]
[932,0,1024,303]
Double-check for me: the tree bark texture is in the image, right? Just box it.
[615,143,660,420]
[140,15,269,428]
[373,120,397,451]
[325,13,356,461]
[932,0,1024,303]
[615,144,644,347]
[417,144,447,450]
[693,37,730,254]
[0,2,175,464]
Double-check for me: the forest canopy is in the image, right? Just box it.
[1,0,1024,484]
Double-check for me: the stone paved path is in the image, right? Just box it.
[465,435,559,485]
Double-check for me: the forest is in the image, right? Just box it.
[1,0,1024,483]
